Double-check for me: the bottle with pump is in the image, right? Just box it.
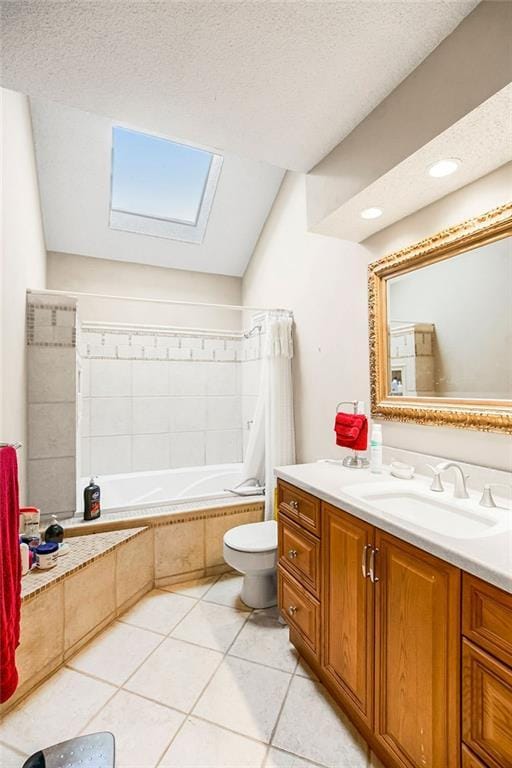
[370,424,383,473]
[83,477,101,521]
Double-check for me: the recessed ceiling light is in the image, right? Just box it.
[360,207,383,220]
[428,158,460,178]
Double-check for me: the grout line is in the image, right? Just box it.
[70,595,202,737]
[0,740,29,760]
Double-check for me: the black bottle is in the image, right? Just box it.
[83,477,101,521]
[45,515,64,543]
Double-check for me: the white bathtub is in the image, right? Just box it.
[80,463,246,514]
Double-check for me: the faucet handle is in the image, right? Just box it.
[426,464,444,492]
[479,483,512,508]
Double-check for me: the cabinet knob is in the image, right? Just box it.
[289,500,299,510]
[287,605,298,616]
[287,549,298,559]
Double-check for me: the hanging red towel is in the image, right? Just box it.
[334,413,368,451]
[0,446,21,703]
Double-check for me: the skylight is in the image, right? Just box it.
[109,127,222,244]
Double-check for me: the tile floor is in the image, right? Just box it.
[0,573,384,768]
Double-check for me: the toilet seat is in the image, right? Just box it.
[223,520,277,553]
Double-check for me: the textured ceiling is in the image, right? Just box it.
[313,84,512,242]
[30,98,284,276]
[1,1,478,171]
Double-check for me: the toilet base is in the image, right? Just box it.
[240,571,277,609]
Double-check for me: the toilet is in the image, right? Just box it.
[223,520,278,609]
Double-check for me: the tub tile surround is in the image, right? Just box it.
[79,321,265,477]
[0,573,374,768]
[26,292,78,517]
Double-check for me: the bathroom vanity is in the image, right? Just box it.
[275,463,512,768]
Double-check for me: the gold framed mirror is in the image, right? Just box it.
[368,203,512,433]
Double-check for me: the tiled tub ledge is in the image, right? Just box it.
[4,500,264,716]
[21,527,148,601]
[62,495,265,532]
[62,498,264,588]
[2,527,153,717]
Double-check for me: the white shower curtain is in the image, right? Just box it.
[243,312,295,520]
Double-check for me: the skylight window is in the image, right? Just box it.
[109,127,222,244]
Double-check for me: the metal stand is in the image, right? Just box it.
[336,400,369,469]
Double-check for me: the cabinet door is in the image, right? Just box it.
[374,531,461,768]
[463,639,512,768]
[322,503,374,728]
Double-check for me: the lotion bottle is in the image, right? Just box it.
[370,424,383,474]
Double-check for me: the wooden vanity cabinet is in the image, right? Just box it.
[373,531,461,768]
[277,480,463,768]
[462,575,512,768]
[322,503,375,729]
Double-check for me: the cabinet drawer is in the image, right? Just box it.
[278,566,320,657]
[278,514,320,597]
[463,639,512,768]
[461,745,488,768]
[277,480,321,536]
[463,574,512,667]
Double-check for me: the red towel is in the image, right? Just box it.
[334,413,368,451]
[0,446,21,703]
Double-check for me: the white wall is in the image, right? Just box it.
[1,88,47,501]
[243,172,370,464]
[243,165,512,472]
[47,251,243,331]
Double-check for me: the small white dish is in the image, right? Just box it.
[390,461,415,480]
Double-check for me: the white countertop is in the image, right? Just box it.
[275,462,512,594]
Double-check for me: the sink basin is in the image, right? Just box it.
[343,481,507,540]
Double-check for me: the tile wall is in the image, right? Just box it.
[27,293,77,517]
[79,324,264,477]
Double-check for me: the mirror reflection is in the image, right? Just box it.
[386,235,512,400]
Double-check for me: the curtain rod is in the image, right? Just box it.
[28,289,292,315]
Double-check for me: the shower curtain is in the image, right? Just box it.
[243,312,295,520]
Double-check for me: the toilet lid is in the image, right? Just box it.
[224,520,277,553]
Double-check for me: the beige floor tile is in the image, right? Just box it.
[163,575,220,599]
[193,656,291,743]
[125,637,222,712]
[158,716,267,768]
[203,573,250,610]
[370,752,386,768]
[171,600,249,652]
[295,656,319,681]
[0,742,28,767]
[265,748,324,768]
[119,589,197,635]
[229,609,298,672]
[82,689,184,768]
[272,677,369,768]
[0,668,115,755]
[67,621,162,685]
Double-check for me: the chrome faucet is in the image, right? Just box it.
[427,461,470,499]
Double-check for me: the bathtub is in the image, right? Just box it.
[80,463,246,514]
